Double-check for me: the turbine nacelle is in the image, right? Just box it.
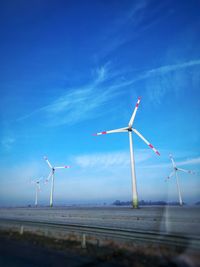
[30,177,43,187]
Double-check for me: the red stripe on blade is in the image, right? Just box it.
[149,144,153,148]
[156,151,160,156]
[102,131,107,134]
[136,103,139,108]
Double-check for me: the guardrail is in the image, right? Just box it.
[0,218,199,250]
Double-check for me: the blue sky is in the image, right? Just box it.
[0,0,200,206]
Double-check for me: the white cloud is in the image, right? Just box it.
[97,0,152,58]
[97,1,173,60]
[18,50,200,128]
[16,58,200,126]
[17,64,121,126]
[107,59,200,105]
[141,59,200,78]
[94,65,107,83]
[1,137,15,151]
[144,156,200,169]
[178,157,200,167]
[110,59,200,90]
[73,149,152,170]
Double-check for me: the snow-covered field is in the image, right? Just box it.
[0,206,199,237]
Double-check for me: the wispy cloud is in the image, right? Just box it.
[144,156,200,169]
[17,64,122,126]
[105,58,200,104]
[97,1,148,58]
[110,59,200,90]
[73,149,152,170]
[17,58,200,126]
[94,1,200,104]
[139,59,200,84]
[178,157,200,167]
[144,59,200,104]
[97,1,171,59]
[42,88,116,126]
[1,137,15,152]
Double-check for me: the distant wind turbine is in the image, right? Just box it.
[166,154,195,206]
[30,177,43,207]
[44,156,70,207]
[94,97,160,208]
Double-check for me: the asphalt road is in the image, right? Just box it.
[0,232,126,267]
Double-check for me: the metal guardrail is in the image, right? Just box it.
[0,218,199,250]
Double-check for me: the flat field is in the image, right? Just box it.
[0,206,199,237]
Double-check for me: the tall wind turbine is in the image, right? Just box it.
[44,156,70,207]
[166,154,195,206]
[30,178,43,207]
[94,97,160,208]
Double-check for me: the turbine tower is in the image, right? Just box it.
[166,154,195,206]
[30,178,43,207]
[44,156,70,207]
[94,97,160,208]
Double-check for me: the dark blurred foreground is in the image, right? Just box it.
[0,231,199,267]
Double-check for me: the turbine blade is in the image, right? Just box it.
[132,128,160,156]
[169,154,176,168]
[128,97,141,127]
[44,156,53,169]
[29,178,35,184]
[38,177,44,182]
[45,172,53,184]
[94,127,128,136]
[165,171,175,181]
[54,166,71,169]
[177,168,195,175]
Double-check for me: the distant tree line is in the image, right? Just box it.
[112,200,190,206]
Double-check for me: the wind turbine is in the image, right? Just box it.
[94,97,160,209]
[30,178,43,207]
[44,156,70,207]
[166,154,195,206]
